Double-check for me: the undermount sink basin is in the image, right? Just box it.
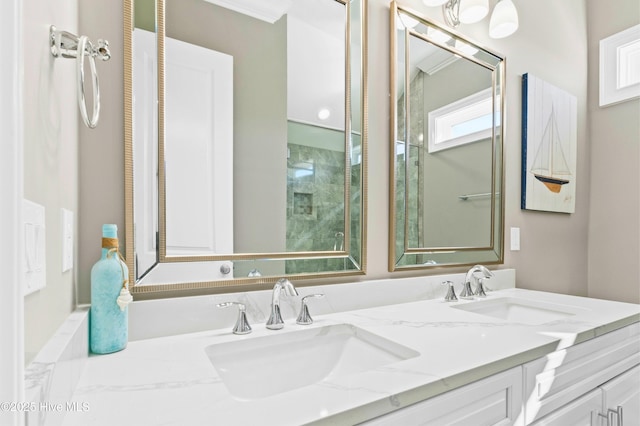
[204,323,419,400]
[451,297,586,325]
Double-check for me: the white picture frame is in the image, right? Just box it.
[521,74,578,214]
[599,24,640,107]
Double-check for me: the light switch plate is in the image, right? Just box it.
[23,199,46,296]
[61,208,73,272]
[510,227,521,251]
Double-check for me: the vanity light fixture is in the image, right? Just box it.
[423,0,519,39]
[488,0,519,39]
[455,0,489,24]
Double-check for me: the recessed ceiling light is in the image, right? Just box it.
[317,108,331,120]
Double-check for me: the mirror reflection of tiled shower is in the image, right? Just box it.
[395,72,425,265]
[286,121,349,273]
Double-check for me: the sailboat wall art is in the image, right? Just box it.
[521,73,578,213]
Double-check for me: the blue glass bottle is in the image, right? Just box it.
[90,224,128,354]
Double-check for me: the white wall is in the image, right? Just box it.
[586,0,640,303]
[23,0,79,364]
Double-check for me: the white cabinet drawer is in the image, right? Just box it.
[523,322,640,424]
[530,389,601,426]
[361,366,523,426]
[600,364,640,426]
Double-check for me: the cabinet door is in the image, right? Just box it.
[530,389,601,426]
[600,365,640,426]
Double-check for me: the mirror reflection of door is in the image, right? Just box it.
[134,29,236,282]
[165,37,234,259]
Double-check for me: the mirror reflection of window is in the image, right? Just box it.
[429,87,498,153]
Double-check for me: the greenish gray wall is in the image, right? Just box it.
[395,57,493,259]
[421,59,493,248]
[422,139,492,247]
[134,0,155,32]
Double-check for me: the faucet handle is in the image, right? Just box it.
[217,302,252,335]
[442,281,458,302]
[247,268,262,277]
[460,279,475,299]
[296,294,325,325]
[474,278,489,297]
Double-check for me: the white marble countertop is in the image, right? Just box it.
[62,288,640,426]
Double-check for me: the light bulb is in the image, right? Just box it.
[459,0,489,24]
[489,0,519,39]
[422,0,448,6]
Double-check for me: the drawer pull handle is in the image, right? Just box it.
[598,406,623,426]
[608,406,623,426]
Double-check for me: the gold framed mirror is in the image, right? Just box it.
[124,0,368,295]
[389,1,504,271]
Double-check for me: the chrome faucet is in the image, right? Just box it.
[266,278,299,330]
[461,265,494,298]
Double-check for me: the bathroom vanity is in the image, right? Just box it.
[364,319,639,426]
[47,272,639,426]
